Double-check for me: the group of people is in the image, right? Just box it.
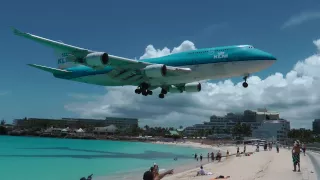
[194,151,222,162]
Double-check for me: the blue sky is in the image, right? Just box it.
[1,0,320,128]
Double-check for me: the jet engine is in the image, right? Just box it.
[84,52,109,67]
[184,82,201,93]
[142,64,167,78]
[168,85,183,93]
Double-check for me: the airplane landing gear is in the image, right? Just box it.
[158,88,167,99]
[242,75,249,88]
[135,83,153,96]
[158,93,164,99]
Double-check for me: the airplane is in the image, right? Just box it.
[12,28,277,99]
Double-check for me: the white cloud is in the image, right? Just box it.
[65,39,320,128]
[139,40,196,59]
[282,11,320,29]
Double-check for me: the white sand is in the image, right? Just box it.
[160,144,316,180]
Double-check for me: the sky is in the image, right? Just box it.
[1,0,320,129]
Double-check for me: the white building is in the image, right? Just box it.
[93,125,118,134]
[252,120,290,143]
[184,108,281,136]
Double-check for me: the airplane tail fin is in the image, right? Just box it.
[12,27,90,70]
[27,64,71,74]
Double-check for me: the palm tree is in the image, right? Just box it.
[144,125,150,131]
[0,119,5,126]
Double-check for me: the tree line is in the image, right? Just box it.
[287,128,320,143]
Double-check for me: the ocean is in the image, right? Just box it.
[0,136,212,180]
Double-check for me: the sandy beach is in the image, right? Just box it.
[154,141,317,180]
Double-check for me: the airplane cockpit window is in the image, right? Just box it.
[238,45,254,49]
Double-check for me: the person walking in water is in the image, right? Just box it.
[200,154,203,161]
[292,141,301,172]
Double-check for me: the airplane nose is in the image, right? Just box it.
[263,52,277,61]
[255,49,277,61]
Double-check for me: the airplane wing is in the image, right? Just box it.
[12,28,191,84]
[27,64,72,74]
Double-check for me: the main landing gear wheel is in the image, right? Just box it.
[242,76,249,88]
[135,83,153,96]
[135,89,141,94]
[158,88,167,99]
[159,94,165,99]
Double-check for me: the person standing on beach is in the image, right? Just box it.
[207,153,210,161]
[200,154,203,161]
[276,142,279,153]
[236,146,240,155]
[302,143,306,156]
[243,145,246,153]
[292,141,301,172]
[211,152,214,161]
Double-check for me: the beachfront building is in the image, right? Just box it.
[183,108,281,137]
[251,119,290,143]
[14,116,138,130]
[313,119,320,134]
[93,125,117,134]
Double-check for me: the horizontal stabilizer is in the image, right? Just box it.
[27,64,71,74]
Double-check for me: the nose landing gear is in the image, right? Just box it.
[242,75,249,88]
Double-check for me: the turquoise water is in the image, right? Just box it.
[0,136,211,180]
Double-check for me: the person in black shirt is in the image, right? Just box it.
[143,167,155,180]
[143,166,174,180]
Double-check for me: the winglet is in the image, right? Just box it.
[11,27,27,37]
[27,64,71,74]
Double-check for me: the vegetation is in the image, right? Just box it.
[0,120,7,135]
[143,125,176,137]
[287,128,319,143]
[231,122,252,137]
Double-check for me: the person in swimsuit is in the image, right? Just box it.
[292,141,301,172]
